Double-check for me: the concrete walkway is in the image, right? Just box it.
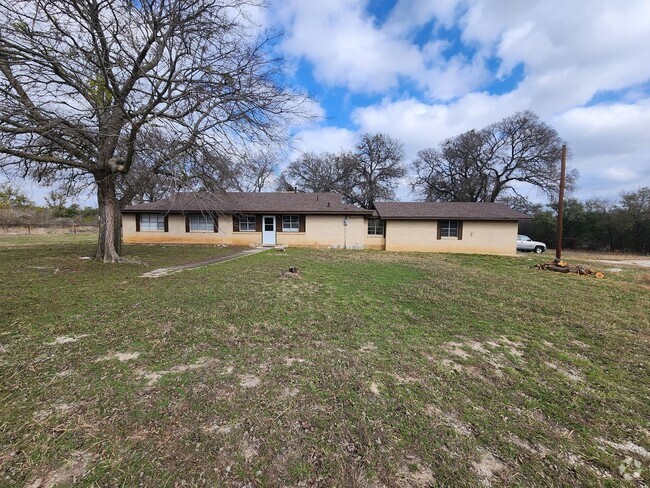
[140,248,267,278]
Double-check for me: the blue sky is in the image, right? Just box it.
[9,0,650,205]
[270,0,650,203]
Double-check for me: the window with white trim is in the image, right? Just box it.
[239,215,256,232]
[367,218,384,236]
[440,220,458,238]
[282,215,300,232]
[140,213,164,231]
[189,214,215,232]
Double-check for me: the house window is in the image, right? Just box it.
[367,218,384,236]
[440,220,459,238]
[239,215,256,232]
[189,214,215,232]
[282,215,300,232]
[140,213,164,231]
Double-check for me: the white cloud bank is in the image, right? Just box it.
[275,0,650,201]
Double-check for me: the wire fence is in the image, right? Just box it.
[0,224,99,235]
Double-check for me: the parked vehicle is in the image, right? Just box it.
[517,235,547,253]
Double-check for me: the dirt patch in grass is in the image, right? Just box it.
[471,449,506,483]
[545,361,585,382]
[446,343,471,359]
[359,342,377,352]
[425,404,473,437]
[33,403,76,421]
[597,438,650,459]
[137,357,218,386]
[26,451,93,488]
[45,334,90,345]
[283,356,306,366]
[203,422,239,435]
[96,351,141,362]
[508,434,550,458]
[239,374,261,388]
[397,457,435,487]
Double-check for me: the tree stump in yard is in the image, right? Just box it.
[281,266,301,278]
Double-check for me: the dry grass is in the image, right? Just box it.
[563,249,649,262]
[1,235,648,486]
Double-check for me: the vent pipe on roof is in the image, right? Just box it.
[327,202,330,207]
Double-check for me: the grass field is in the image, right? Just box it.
[1,234,648,486]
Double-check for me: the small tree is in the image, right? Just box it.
[620,187,650,252]
[44,189,69,216]
[0,182,33,209]
[0,0,308,261]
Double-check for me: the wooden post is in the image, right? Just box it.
[555,144,567,261]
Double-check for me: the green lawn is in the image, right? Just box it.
[1,234,648,486]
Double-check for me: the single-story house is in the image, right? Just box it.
[121,192,530,255]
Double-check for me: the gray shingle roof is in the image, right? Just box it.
[123,192,372,215]
[374,202,531,220]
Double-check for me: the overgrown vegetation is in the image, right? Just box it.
[1,235,648,486]
[519,187,650,253]
[0,184,98,226]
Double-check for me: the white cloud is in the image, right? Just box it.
[291,126,357,157]
[460,0,650,112]
[273,0,489,100]
[293,95,650,201]
[273,0,650,201]
[275,0,422,93]
[384,0,461,33]
[350,92,523,159]
[553,99,650,157]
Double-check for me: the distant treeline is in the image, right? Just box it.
[519,187,649,253]
[0,184,98,226]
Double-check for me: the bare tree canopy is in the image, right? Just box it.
[281,152,353,194]
[348,133,406,209]
[236,149,280,192]
[0,0,309,261]
[411,111,575,204]
[279,133,406,209]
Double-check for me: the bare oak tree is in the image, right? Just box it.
[0,0,308,261]
[349,133,406,209]
[237,149,280,192]
[279,133,406,208]
[281,152,353,194]
[411,111,575,204]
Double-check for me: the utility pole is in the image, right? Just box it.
[555,144,567,262]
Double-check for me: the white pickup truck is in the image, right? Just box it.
[517,235,547,254]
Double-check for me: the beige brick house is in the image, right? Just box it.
[122,192,529,255]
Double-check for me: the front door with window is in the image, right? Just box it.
[262,215,276,245]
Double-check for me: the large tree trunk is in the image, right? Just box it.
[94,174,122,263]
[114,206,122,255]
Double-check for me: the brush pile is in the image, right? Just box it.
[534,260,605,278]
